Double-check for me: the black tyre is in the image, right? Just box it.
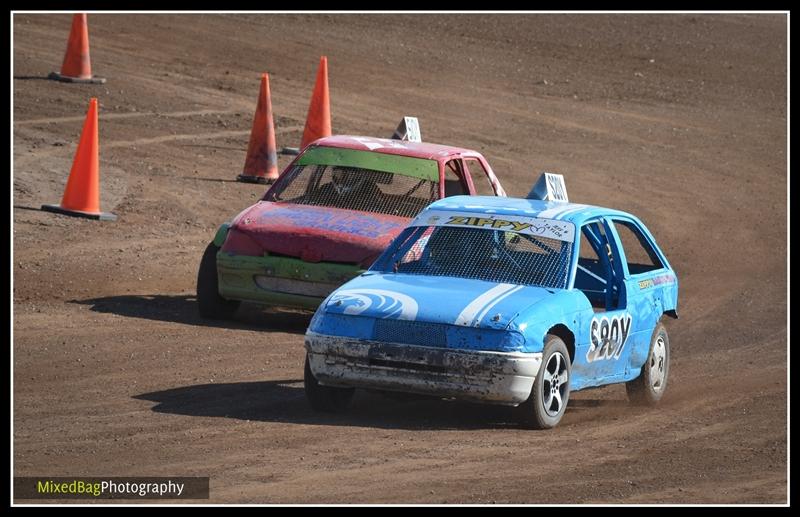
[626,322,670,405]
[517,335,571,429]
[304,354,355,412]
[196,242,240,320]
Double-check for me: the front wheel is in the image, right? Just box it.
[304,355,355,412]
[517,335,571,429]
[196,242,240,320]
[626,322,670,405]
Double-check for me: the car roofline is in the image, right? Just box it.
[310,135,478,161]
[419,195,637,227]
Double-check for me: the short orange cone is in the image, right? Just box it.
[48,14,106,84]
[42,98,117,221]
[299,56,331,150]
[237,73,279,184]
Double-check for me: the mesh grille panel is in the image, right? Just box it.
[266,165,439,218]
[374,319,448,347]
[387,227,572,289]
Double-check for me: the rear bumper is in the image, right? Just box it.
[216,252,363,310]
[305,331,542,405]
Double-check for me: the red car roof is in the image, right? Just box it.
[311,135,477,161]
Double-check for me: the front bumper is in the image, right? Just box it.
[305,331,542,405]
[216,252,363,310]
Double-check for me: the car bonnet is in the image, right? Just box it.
[223,201,409,266]
[323,272,555,330]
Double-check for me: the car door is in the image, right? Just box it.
[571,218,634,384]
[606,217,676,377]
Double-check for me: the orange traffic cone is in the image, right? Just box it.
[48,14,106,84]
[299,56,331,150]
[237,73,279,184]
[42,98,116,221]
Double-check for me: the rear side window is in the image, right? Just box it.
[612,220,664,275]
[464,159,496,196]
[443,159,469,197]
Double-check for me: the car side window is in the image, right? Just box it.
[464,158,496,196]
[611,220,664,275]
[576,223,606,310]
[443,159,469,197]
[576,221,622,312]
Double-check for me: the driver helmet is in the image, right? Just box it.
[331,166,366,195]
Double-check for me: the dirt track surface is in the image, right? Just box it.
[13,14,787,504]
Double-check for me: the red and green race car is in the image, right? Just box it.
[197,135,507,319]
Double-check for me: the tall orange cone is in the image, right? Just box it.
[48,14,106,84]
[299,56,331,150]
[42,98,116,221]
[237,73,279,184]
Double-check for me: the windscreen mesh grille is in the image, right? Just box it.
[266,165,439,218]
[387,227,572,289]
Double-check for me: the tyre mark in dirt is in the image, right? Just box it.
[13,125,305,165]
[104,125,305,149]
[15,109,245,126]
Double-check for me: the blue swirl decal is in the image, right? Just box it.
[329,289,418,320]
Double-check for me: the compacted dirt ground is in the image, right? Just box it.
[13,13,787,504]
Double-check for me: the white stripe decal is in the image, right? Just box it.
[577,264,607,284]
[472,285,525,326]
[455,284,517,327]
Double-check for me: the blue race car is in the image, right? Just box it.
[304,181,678,429]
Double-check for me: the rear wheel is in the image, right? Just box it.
[517,335,571,429]
[304,355,355,412]
[196,242,240,319]
[626,322,670,405]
